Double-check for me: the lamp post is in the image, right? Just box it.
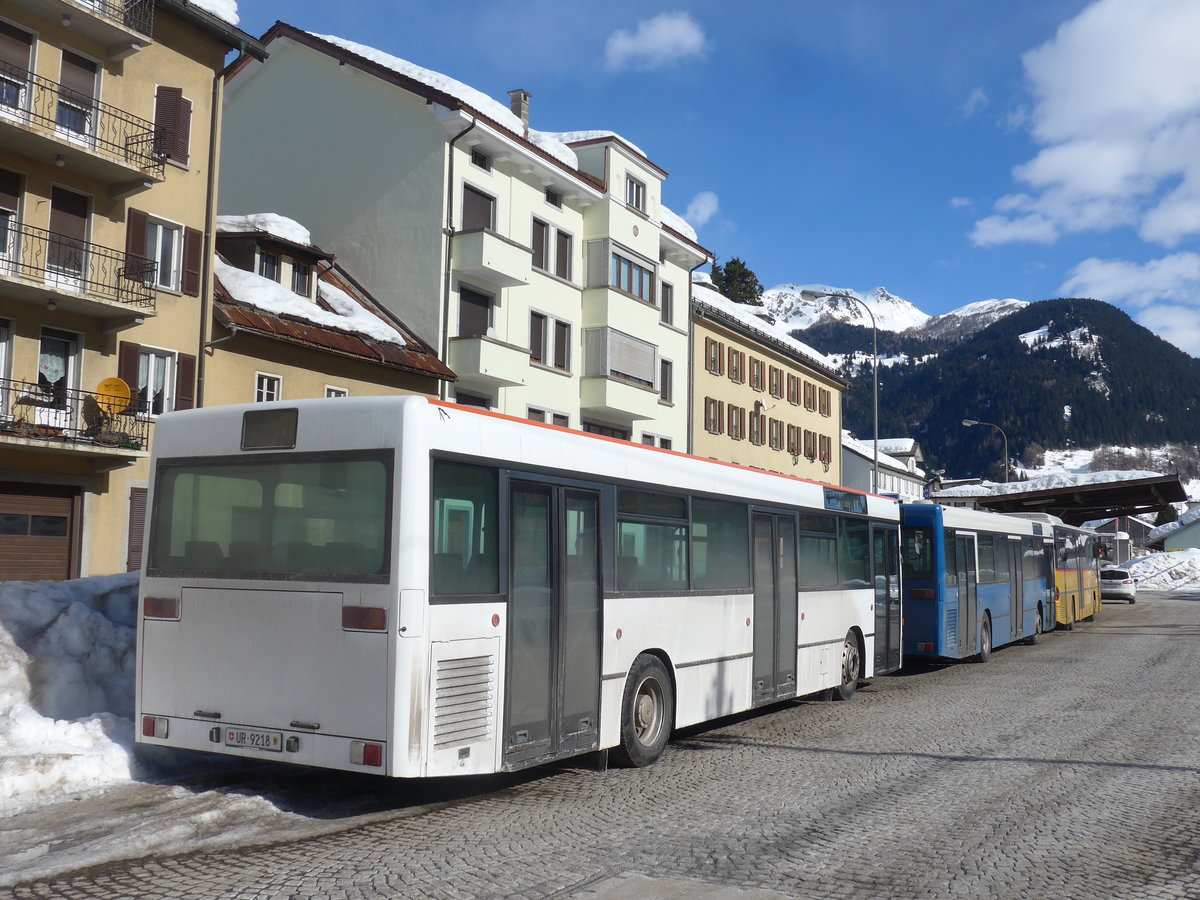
[962,418,1010,482]
[800,289,879,492]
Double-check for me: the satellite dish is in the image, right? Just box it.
[96,377,131,415]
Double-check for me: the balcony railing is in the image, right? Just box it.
[0,219,157,309]
[0,61,164,179]
[0,376,149,452]
[81,0,155,37]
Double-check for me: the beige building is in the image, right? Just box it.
[0,1,265,581]
[692,277,847,483]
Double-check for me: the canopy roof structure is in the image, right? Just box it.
[970,473,1186,525]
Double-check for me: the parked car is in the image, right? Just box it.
[1100,568,1137,603]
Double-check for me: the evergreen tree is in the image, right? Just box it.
[1155,505,1179,527]
[711,257,764,305]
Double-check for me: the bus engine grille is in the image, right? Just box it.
[433,654,496,750]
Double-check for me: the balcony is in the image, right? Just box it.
[448,335,527,389]
[0,220,157,321]
[452,229,530,289]
[22,0,153,59]
[579,374,660,424]
[0,376,150,469]
[0,63,164,194]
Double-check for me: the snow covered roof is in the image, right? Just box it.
[1148,506,1200,543]
[660,205,698,243]
[186,0,238,25]
[214,258,406,346]
[876,438,918,456]
[692,275,844,381]
[840,430,910,473]
[216,213,313,248]
[554,130,648,160]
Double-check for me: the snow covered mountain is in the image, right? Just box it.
[914,298,1028,341]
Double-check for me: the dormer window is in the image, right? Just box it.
[626,176,645,212]
[471,148,491,171]
[292,262,311,296]
[259,251,280,282]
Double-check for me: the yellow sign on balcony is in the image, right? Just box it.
[96,377,131,415]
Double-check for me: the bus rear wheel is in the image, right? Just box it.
[1025,607,1042,645]
[612,654,674,768]
[975,616,993,663]
[832,631,860,701]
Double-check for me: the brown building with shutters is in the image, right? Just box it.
[0,1,265,581]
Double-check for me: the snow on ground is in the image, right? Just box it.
[1126,549,1200,590]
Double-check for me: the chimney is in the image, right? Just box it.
[508,89,531,134]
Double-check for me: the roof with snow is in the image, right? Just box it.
[951,471,1187,525]
[159,0,267,59]
[840,431,911,474]
[691,275,847,384]
[212,257,454,380]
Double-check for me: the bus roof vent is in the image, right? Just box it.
[242,407,298,450]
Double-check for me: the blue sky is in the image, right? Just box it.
[226,0,1200,355]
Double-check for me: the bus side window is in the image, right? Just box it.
[431,461,499,595]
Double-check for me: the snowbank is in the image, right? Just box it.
[1126,549,1200,590]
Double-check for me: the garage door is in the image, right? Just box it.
[0,483,79,582]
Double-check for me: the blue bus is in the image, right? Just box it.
[900,504,1055,662]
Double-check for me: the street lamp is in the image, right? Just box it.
[962,418,1010,483]
[800,289,878,492]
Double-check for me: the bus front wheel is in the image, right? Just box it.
[612,654,674,768]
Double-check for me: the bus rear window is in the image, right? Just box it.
[148,452,391,580]
[901,527,933,581]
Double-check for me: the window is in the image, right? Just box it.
[692,499,750,590]
[803,428,817,460]
[145,218,180,290]
[803,381,817,411]
[531,219,549,271]
[610,250,654,302]
[255,373,280,403]
[797,514,839,587]
[529,311,571,371]
[528,407,569,427]
[660,282,673,325]
[292,262,311,296]
[455,390,490,409]
[137,347,174,415]
[819,387,832,417]
[978,535,997,583]
[583,420,629,440]
[555,229,571,280]
[326,386,347,398]
[787,374,800,405]
[0,23,32,113]
[659,359,672,403]
[787,424,800,455]
[462,184,494,231]
[458,287,492,337]
[585,327,658,388]
[57,51,97,138]
[532,219,573,280]
[617,489,687,592]
[749,412,764,446]
[819,434,833,464]
[703,397,724,434]
[154,86,192,165]
[769,366,783,399]
[768,418,783,451]
[728,405,745,440]
[258,251,280,282]
[470,148,490,171]
[545,187,561,207]
[704,337,724,375]
[729,349,745,384]
[840,518,871,587]
[749,358,764,392]
[626,176,645,211]
[432,461,499,595]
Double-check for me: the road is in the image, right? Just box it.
[5,590,1200,899]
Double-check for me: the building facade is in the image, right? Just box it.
[691,279,847,481]
[219,24,710,447]
[0,0,264,581]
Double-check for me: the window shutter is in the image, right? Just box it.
[0,168,19,214]
[155,86,181,160]
[59,51,97,100]
[174,353,196,410]
[117,340,141,393]
[126,487,148,572]
[0,22,32,73]
[124,207,148,282]
[182,226,202,296]
[174,94,192,164]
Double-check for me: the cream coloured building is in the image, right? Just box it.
[0,1,265,581]
[691,276,847,482]
[219,24,711,448]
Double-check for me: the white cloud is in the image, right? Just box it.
[949,196,972,210]
[604,12,708,72]
[1058,252,1200,307]
[961,88,989,118]
[972,0,1200,247]
[684,190,719,227]
[1135,304,1200,356]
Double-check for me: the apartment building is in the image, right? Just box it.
[692,275,847,482]
[219,24,710,447]
[0,0,264,581]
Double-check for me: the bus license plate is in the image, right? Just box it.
[224,727,282,752]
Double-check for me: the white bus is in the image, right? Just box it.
[136,397,901,776]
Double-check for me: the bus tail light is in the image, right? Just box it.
[910,589,934,599]
[342,606,387,631]
[350,741,383,766]
[142,716,168,738]
[143,596,180,620]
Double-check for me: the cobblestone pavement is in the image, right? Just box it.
[7,591,1200,900]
